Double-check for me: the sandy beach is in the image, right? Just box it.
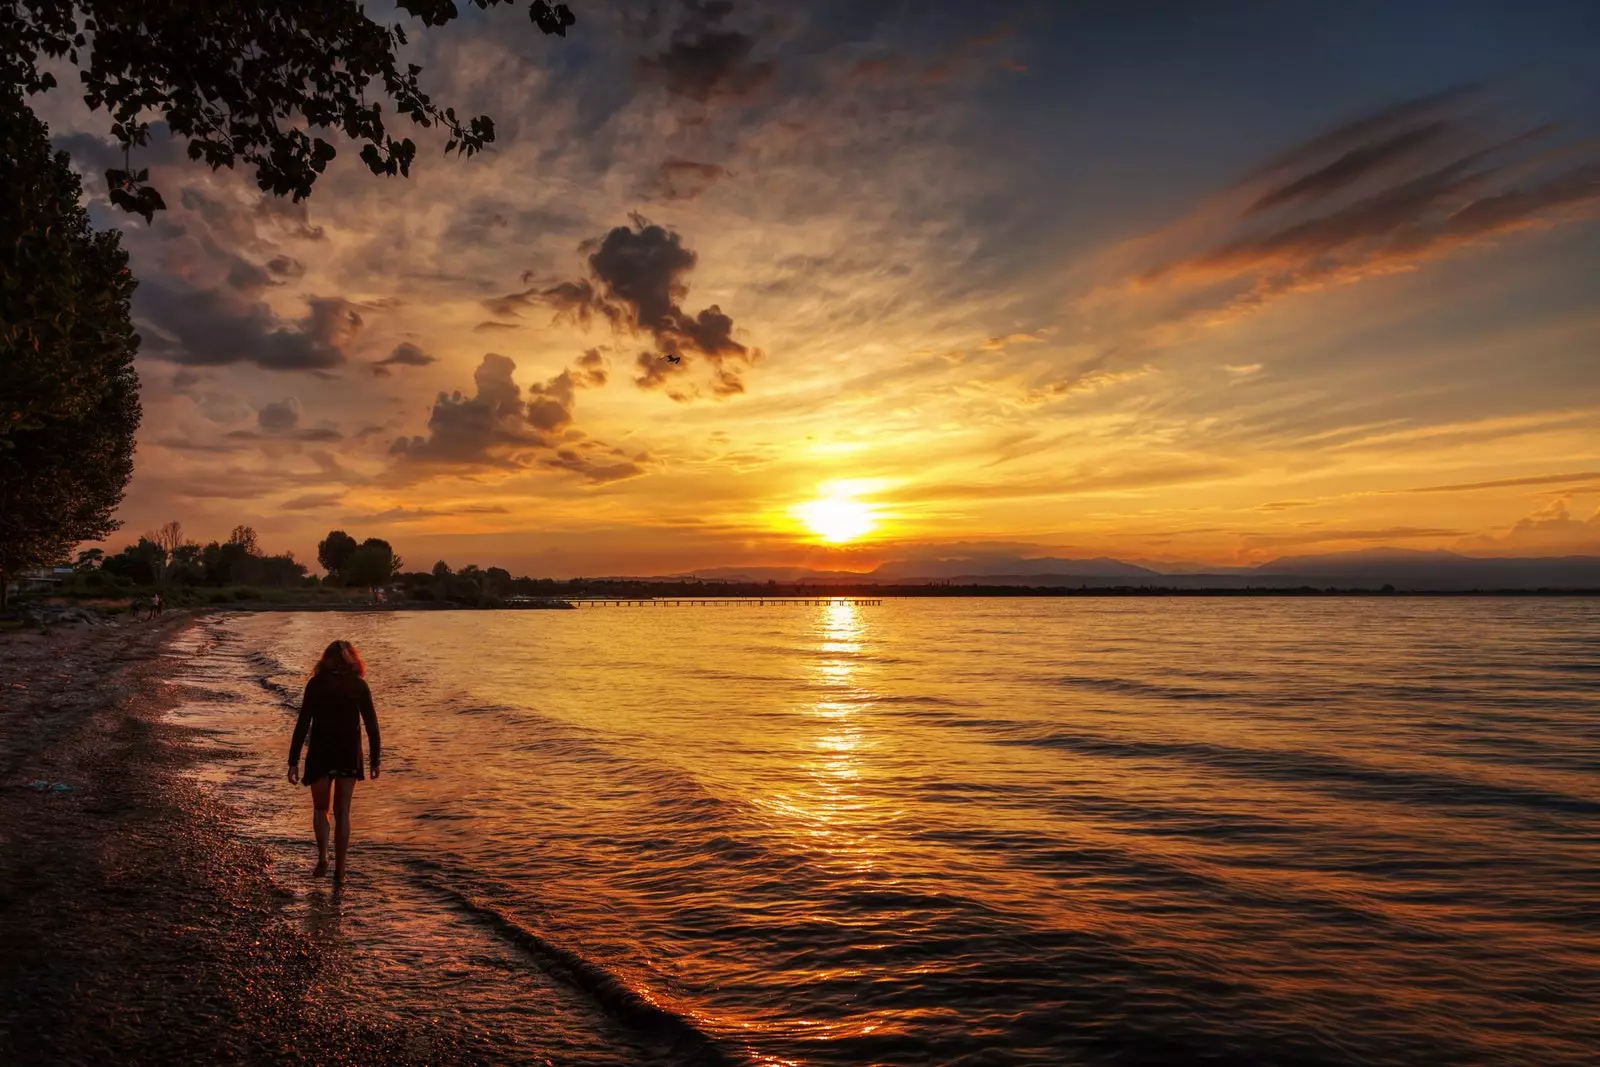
[0,615,496,1065]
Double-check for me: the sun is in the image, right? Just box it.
[796,496,877,544]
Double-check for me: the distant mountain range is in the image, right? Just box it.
[690,549,1600,591]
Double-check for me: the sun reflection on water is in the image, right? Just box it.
[763,601,890,869]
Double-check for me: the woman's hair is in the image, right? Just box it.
[314,639,366,678]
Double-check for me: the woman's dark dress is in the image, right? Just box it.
[288,670,380,785]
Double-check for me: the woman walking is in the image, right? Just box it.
[287,640,381,882]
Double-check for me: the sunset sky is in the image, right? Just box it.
[37,1,1600,577]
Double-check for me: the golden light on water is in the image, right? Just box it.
[794,494,878,544]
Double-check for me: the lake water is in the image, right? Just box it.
[169,599,1600,1065]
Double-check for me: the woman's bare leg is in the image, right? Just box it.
[332,777,357,881]
[310,778,332,876]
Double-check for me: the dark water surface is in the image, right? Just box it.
[171,599,1600,1065]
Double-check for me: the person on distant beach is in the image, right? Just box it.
[287,640,381,882]
[151,592,162,618]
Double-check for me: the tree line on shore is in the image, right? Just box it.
[3,5,574,612]
[56,523,563,608]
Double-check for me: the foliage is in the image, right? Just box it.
[0,91,140,607]
[317,529,359,577]
[228,524,260,556]
[100,537,163,583]
[93,520,305,588]
[343,537,403,589]
[1,0,575,219]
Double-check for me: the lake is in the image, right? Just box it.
[171,598,1600,1065]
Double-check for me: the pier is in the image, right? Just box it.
[568,597,883,607]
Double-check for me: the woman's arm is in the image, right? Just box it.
[359,681,381,777]
[287,682,315,781]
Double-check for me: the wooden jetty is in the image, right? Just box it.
[569,597,883,607]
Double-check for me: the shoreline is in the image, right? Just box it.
[0,614,496,1064]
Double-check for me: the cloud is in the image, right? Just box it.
[574,347,608,387]
[281,492,346,511]
[584,217,758,395]
[1456,498,1600,555]
[526,369,579,433]
[1097,86,1600,357]
[1245,120,1453,215]
[1407,471,1600,494]
[348,504,513,523]
[372,342,438,376]
[257,397,302,432]
[493,219,757,397]
[389,351,635,484]
[138,286,363,371]
[390,353,539,469]
[655,159,729,201]
[638,0,774,103]
[541,449,647,484]
[1241,526,1466,550]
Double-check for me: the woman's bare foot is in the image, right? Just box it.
[332,865,346,885]
[313,858,328,878]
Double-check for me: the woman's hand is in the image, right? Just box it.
[371,762,381,780]
[287,763,299,785]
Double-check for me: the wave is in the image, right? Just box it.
[398,861,742,1066]
[995,729,1600,817]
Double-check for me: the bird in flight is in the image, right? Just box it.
[663,354,682,364]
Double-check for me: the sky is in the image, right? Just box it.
[36,0,1600,576]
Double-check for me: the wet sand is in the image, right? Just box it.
[0,616,496,1065]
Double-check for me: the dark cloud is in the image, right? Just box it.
[1240,527,1466,550]
[349,504,513,523]
[267,255,305,279]
[1407,471,1600,494]
[587,219,697,332]
[227,259,275,291]
[389,352,637,484]
[257,397,302,432]
[390,353,537,469]
[1241,83,1484,186]
[574,347,608,387]
[526,370,578,433]
[224,253,306,293]
[493,219,757,396]
[541,449,647,484]
[639,0,774,103]
[372,342,438,376]
[138,285,363,371]
[1246,120,1453,215]
[633,349,689,395]
[591,218,756,394]
[655,159,729,200]
[1129,91,1600,330]
[281,492,346,511]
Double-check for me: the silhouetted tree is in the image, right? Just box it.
[343,538,402,590]
[101,538,164,584]
[484,566,513,596]
[0,92,139,609]
[432,560,452,579]
[3,0,575,219]
[228,525,260,556]
[318,530,360,579]
[260,552,309,588]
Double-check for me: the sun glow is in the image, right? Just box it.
[796,495,878,544]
